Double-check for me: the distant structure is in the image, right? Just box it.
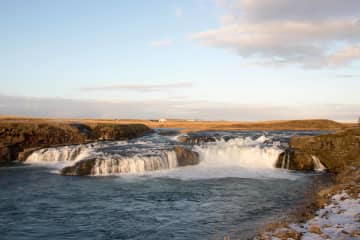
[158,118,167,123]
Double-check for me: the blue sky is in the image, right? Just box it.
[1,0,360,121]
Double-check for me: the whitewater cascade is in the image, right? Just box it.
[25,144,179,175]
[195,136,282,169]
[25,135,288,176]
[25,145,91,164]
[91,151,178,176]
[280,150,291,169]
[312,155,327,172]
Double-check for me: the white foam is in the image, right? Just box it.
[312,155,327,172]
[91,151,178,176]
[24,135,298,180]
[144,135,295,180]
[25,145,92,167]
[195,136,281,169]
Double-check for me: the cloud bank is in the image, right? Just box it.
[0,94,358,121]
[78,82,192,92]
[192,0,360,68]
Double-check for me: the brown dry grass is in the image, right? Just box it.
[0,115,352,132]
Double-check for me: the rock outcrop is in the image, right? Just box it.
[261,128,360,240]
[178,135,218,145]
[89,123,152,141]
[157,129,179,136]
[174,146,200,166]
[275,149,315,171]
[0,122,152,165]
[61,158,96,176]
[275,128,360,173]
[0,144,15,165]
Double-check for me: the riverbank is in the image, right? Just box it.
[256,128,360,240]
[0,120,152,165]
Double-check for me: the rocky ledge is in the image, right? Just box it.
[178,135,219,145]
[283,127,360,199]
[275,128,360,173]
[258,128,360,239]
[0,122,152,165]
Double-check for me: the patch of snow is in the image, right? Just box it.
[257,191,360,239]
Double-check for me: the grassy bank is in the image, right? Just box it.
[256,128,360,240]
[0,115,354,132]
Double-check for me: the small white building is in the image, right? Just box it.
[158,118,167,123]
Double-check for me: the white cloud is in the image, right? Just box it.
[78,83,192,92]
[149,39,173,47]
[327,44,360,66]
[0,94,358,121]
[232,0,360,21]
[192,0,360,68]
[175,7,183,17]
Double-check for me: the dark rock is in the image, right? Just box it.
[0,144,20,165]
[275,128,360,172]
[174,146,200,166]
[89,124,152,141]
[157,129,179,136]
[61,158,96,176]
[276,149,315,171]
[0,122,152,164]
[0,145,11,164]
[70,123,92,137]
[290,128,360,173]
[178,136,217,145]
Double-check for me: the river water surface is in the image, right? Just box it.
[0,130,329,240]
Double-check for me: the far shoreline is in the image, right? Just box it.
[0,115,355,132]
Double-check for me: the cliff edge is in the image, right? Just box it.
[0,121,152,165]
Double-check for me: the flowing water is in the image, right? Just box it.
[0,130,329,240]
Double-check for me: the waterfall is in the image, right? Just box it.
[279,149,292,169]
[281,152,286,169]
[25,145,91,164]
[312,155,326,172]
[24,135,286,176]
[25,144,179,175]
[195,136,282,169]
[91,151,178,176]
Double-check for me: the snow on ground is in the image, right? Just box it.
[258,191,360,240]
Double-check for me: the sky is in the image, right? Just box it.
[1,0,360,121]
